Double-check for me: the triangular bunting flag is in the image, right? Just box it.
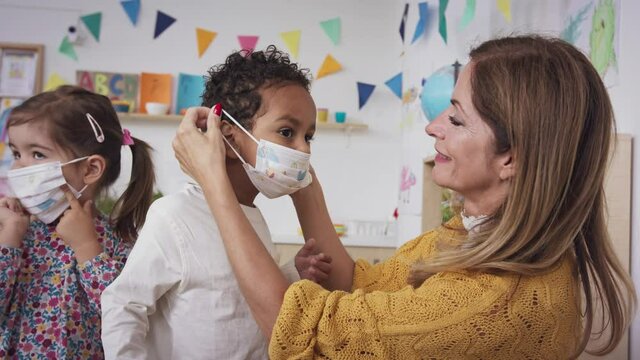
[238,35,259,52]
[438,0,449,44]
[497,0,512,22]
[196,28,217,58]
[320,17,341,46]
[59,36,78,61]
[44,73,69,92]
[316,54,342,79]
[120,0,140,26]
[280,30,301,59]
[412,2,429,44]
[154,11,176,39]
[81,12,102,42]
[357,82,376,109]
[459,0,476,30]
[385,73,403,99]
[399,3,409,43]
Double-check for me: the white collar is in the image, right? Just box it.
[461,212,488,232]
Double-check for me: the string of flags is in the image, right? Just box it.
[54,0,510,112]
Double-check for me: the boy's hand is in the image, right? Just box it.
[295,238,332,283]
[56,189,102,263]
[0,197,30,248]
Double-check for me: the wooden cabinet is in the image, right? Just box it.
[422,134,633,359]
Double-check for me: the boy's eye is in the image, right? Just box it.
[33,151,46,160]
[278,128,293,138]
[12,151,20,160]
[305,134,315,143]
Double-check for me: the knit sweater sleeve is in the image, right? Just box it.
[269,271,511,359]
[351,232,438,293]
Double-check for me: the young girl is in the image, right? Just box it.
[0,85,155,359]
[101,46,330,360]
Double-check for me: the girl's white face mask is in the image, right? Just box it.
[221,109,312,199]
[7,157,88,224]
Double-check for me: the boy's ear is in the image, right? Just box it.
[83,155,107,185]
[220,120,240,160]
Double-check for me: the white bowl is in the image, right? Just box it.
[145,102,169,115]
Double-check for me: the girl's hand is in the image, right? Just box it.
[295,238,333,283]
[0,197,30,248]
[56,190,102,263]
[172,105,226,185]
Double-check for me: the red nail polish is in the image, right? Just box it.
[213,103,222,116]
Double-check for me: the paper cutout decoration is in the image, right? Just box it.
[120,0,140,26]
[316,55,342,79]
[196,28,217,58]
[140,73,172,114]
[154,11,176,39]
[280,30,301,59]
[497,0,511,22]
[81,12,102,42]
[59,36,78,61]
[176,73,205,114]
[320,17,341,45]
[399,3,409,43]
[561,2,592,44]
[459,0,476,30]
[385,73,402,99]
[44,73,68,91]
[0,98,23,141]
[77,71,140,111]
[238,35,259,52]
[438,0,449,44]
[357,82,375,109]
[412,2,429,44]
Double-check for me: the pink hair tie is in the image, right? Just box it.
[122,128,135,146]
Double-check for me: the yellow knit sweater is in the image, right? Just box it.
[269,217,581,359]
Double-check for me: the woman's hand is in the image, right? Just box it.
[172,105,225,185]
[0,197,30,248]
[56,190,102,263]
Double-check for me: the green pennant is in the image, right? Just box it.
[320,17,341,46]
[59,36,78,61]
[81,12,102,42]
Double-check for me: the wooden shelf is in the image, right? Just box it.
[117,112,368,131]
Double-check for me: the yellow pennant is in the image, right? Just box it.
[44,73,68,92]
[316,54,342,79]
[497,0,511,22]
[196,28,217,58]
[280,30,301,59]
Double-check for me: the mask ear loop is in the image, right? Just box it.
[221,136,248,164]
[221,109,259,145]
[86,113,105,143]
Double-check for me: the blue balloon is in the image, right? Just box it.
[420,64,457,122]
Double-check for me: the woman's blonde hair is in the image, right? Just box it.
[409,35,636,356]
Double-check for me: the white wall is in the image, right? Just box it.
[0,0,404,240]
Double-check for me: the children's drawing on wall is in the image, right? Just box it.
[398,165,417,208]
[0,98,22,196]
[77,71,139,111]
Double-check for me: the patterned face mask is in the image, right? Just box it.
[221,109,312,199]
[7,157,88,224]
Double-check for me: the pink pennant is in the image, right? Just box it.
[237,35,259,52]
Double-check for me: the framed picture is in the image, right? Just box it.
[0,43,44,98]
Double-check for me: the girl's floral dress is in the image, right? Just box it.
[0,214,131,359]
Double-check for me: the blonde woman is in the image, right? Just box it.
[172,36,636,359]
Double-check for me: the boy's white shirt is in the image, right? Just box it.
[101,183,299,360]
